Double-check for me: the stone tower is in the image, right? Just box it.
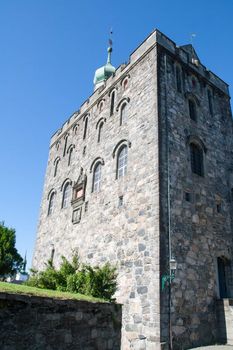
[33,30,233,349]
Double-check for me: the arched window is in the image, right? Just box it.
[176,66,182,93]
[190,143,204,176]
[110,91,115,116]
[120,103,127,125]
[99,101,104,112]
[83,117,88,140]
[62,183,71,208]
[54,158,60,177]
[63,135,68,157]
[98,122,103,143]
[188,99,197,121]
[123,78,128,90]
[68,147,73,166]
[48,192,55,216]
[117,146,128,178]
[92,163,101,192]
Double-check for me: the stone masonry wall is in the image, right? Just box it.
[0,292,122,350]
[32,29,233,350]
[33,37,161,350]
[158,45,233,350]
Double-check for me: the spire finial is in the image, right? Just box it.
[107,28,113,64]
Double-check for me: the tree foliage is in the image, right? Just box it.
[26,253,117,301]
[0,222,23,277]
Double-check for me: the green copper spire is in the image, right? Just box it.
[94,39,116,90]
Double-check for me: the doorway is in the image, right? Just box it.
[217,257,228,298]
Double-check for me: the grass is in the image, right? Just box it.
[0,282,105,303]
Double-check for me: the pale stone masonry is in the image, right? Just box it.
[33,30,233,350]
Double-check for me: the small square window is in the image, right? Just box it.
[184,191,191,202]
[118,196,123,207]
[216,203,222,213]
[72,207,82,224]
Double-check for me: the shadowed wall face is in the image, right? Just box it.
[0,293,122,350]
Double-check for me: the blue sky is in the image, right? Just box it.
[0,0,232,270]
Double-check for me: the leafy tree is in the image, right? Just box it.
[0,222,23,277]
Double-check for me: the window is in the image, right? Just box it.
[188,99,197,121]
[73,124,78,135]
[110,91,115,116]
[62,183,71,208]
[123,78,128,90]
[99,101,104,112]
[184,191,191,202]
[92,163,101,192]
[176,66,182,93]
[231,188,233,202]
[72,208,82,224]
[48,192,55,216]
[117,146,128,178]
[191,77,197,90]
[208,90,213,116]
[120,103,127,125]
[190,143,204,176]
[216,202,222,213]
[118,195,124,207]
[68,147,73,166]
[97,122,103,143]
[83,117,88,140]
[63,135,68,157]
[54,159,60,177]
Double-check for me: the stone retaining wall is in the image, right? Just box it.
[0,292,122,350]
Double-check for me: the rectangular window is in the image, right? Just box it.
[72,207,82,224]
[184,192,191,202]
[118,196,123,207]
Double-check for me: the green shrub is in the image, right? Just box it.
[26,253,117,301]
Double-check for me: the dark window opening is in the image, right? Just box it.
[110,91,115,116]
[48,192,55,216]
[120,103,127,125]
[190,143,204,176]
[189,99,197,121]
[231,188,233,202]
[176,66,182,93]
[68,148,73,166]
[83,118,88,140]
[63,136,68,157]
[216,202,222,213]
[208,90,213,116]
[217,257,229,298]
[54,160,59,177]
[184,192,191,202]
[98,122,103,143]
[118,195,124,207]
[192,78,196,88]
